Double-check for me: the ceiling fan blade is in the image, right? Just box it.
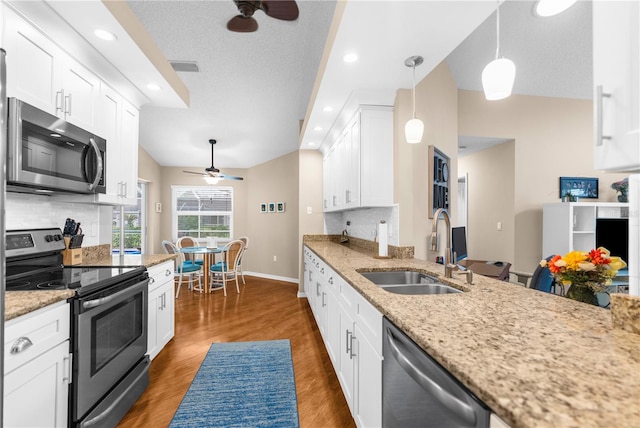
[219,174,244,181]
[227,15,258,32]
[183,170,206,176]
[261,0,299,21]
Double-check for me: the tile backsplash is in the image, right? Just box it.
[324,206,399,246]
[5,193,112,247]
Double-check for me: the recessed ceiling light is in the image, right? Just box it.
[94,29,117,41]
[322,106,333,112]
[308,142,316,146]
[343,53,358,63]
[147,83,161,91]
[534,0,577,17]
[314,126,323,132]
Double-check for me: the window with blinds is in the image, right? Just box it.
[172,186,233,241]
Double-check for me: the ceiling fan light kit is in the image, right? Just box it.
[227,0,299,33]
[404,55,424,144]
[482,0,516,101]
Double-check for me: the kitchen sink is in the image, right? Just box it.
[359,270,463,295]
[359,270,439,285]
[380,284,462,295]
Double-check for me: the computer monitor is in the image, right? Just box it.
[451,226,468,263]
[596,218,629,263]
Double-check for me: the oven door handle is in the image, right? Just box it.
[386,327,477,427]
[82,283,140,310]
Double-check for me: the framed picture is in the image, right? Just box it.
[268,202,276,213]
[260,203,267,213]
[559,177,599,199]
[277,202,285,213]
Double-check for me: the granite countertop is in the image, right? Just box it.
[304,238,640,428]
[5,254,176,322]
[5,290,75,321]
[81,254,176,268]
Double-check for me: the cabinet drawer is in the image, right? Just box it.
[5,302,70,374]
[147,261,174,293]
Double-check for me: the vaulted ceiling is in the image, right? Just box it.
[124,0,592,169]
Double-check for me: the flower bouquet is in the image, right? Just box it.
[540,247,627,305]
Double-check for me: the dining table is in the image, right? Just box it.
[180,246,223,293]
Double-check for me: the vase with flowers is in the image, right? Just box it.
[540,247,627,305]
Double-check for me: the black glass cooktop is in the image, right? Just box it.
[6,265,145,294]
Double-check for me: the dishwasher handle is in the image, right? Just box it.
[386,327,477,427]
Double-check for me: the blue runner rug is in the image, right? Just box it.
[169,339,299,428]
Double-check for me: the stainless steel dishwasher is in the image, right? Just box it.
[383,318,490,428]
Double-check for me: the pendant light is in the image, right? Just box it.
[404,55,424,144]
[534,0,577,17]
[482,0,516,101]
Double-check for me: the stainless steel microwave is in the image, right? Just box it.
[7,98,106,194]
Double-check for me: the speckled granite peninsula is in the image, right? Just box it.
[304,236,640,428]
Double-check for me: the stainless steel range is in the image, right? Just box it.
[6,228,150,428]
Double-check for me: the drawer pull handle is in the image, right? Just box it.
[10,337,33,354]
[165,269,172,277]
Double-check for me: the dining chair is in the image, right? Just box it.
[162,240,203,298]
[237,236,249,284]
[209,239,245,296]
[176,236,203,265]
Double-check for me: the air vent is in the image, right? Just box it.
[170,61,199,72]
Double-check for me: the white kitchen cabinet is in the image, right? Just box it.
[97,85,139,205]
[592,0,640,172]
[120,99,140,203]
[323,105,393,212]
[322,266,341,367]
[542,202,629,258]
[338,298,356,415]
[3,7,100,132]
[304,246,382,427]
[4,302,71,428]
[147,261,175,360]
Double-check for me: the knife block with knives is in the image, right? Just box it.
[62,218,84,265]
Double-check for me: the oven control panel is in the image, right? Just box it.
[6,228,66,257]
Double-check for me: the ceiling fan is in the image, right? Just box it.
[227,0,299,33]
[183,139,244,183]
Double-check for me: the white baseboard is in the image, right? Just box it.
[244,271,299,284]
[297,291,307,298]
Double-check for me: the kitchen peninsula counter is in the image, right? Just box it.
[304,238,640,428]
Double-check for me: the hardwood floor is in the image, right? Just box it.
[118,276,356,428]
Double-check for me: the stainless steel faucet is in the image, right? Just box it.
[431,208,455,278]
[431,208,473,284]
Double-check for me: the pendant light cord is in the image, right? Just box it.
[495,0,501,59]
[412,62,416,119]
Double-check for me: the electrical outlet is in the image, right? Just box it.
[497,222,502,231]
[273,255,277,262]
[306,206,312,214]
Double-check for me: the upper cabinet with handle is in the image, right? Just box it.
[4,7,100,133]
[323,105,393,212]
[593,1,640,172]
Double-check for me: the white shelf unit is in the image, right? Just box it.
[542,202,629,258]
